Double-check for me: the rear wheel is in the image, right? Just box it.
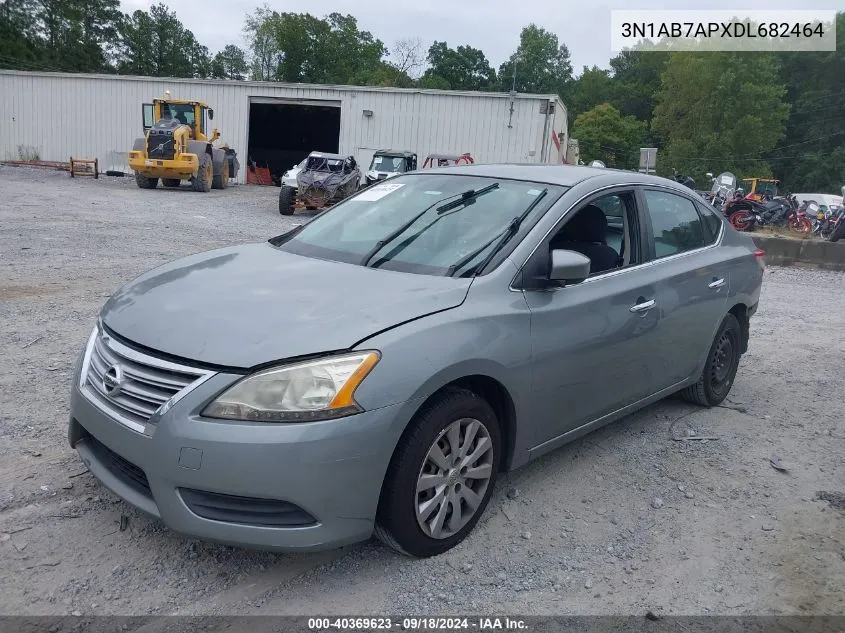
[212,159,229,190]
[729,210,753,231]
[162,179,181,188]
[191,154,212,192]
[828,219,845,243]
[375,388,501,558]
[135,173,158,189]
[681,313,742,407]
[278,185,295,215]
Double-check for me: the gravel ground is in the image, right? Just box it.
[1,165,843,618]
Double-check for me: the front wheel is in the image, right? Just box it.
[278,185,295,215]
[191,154,212,192]
[135,173,158,189]
[729,211,754,232]
[680,313,742,407]
[375,388,501,557]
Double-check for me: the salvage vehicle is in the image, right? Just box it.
[129,94,239,191]
[279,152,361,215]
[741,178,779,201]
[364,150,417,187]
[69,164,764,558]
[420,153,475,169]
[281,158,307,190]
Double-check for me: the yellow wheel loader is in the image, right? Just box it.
[128,95,239,192]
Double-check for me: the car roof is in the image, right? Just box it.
[375,149,415,156]
[426,153,470,160]
[308,152,350,160]
[413,163,697,191]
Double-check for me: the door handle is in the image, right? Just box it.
[629,299,656,313]
[708,278,726,289]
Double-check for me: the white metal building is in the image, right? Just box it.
[0,71,570,184]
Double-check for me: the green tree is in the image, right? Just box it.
[566,65,615,125]
[421,41,496,91]
[211,44,248,80]
[652,51,789,182]
[498,25,572,95]
[608,47,669,123]
[572,103,647,168]
[116,3,210,77]
[772,12,845,190]
[243,10,385,85]
[243,5,278,81]
[0,0,43,69]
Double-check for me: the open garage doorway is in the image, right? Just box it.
[246,98,341,185]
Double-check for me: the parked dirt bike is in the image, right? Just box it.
[726,194,812,234]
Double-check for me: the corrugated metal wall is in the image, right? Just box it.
[0,71,567,183]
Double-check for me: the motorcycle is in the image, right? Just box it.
[708,172,737,211]
[828,206,845,242]
[726,193,812,234]
[672,169,697,190]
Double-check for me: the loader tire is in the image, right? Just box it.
[192,154,212,193]
[135,173,158,189]
[162,179,181,188]
[278,185,295,215]
[212,159,230,190]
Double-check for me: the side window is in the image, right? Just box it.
[644,190,705,259]
[142,103,154,130]
[696,202,724,245]
[548,191,639,276]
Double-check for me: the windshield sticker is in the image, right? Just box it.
[354,182,406,201]
[423,190,443,195]
[527,189,543,196]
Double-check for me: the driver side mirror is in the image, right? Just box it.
[208,109,214,120]
[549,250,591,285]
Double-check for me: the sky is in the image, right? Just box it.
[122,0,844,74]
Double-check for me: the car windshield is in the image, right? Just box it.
[306,155,345,173]
[370,155,407,173]
[277,174,565,277]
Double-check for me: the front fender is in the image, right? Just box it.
[351,295,533,464]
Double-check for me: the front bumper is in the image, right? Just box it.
[128,152,198,180]
[69,363,407,551]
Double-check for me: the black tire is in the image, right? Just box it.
[191,154,212,192]
[135,173,158,189]
[830,219,845,243]
[278,185,295,215]
[374,388,501,558]
[681,313,742,407]
[162,179,181,188]
[212,159,229,190]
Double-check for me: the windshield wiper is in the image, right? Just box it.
[446,188,549,278]
[360,183,500,268]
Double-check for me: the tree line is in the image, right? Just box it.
[0,1,842,191]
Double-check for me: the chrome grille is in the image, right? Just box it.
[81,328,211,432]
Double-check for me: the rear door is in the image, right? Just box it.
[639,187,732,390]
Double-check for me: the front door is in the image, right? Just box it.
[521,189,664,448]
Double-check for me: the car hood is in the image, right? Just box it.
[100,242,472,369]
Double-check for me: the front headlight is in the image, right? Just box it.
[202,351,380,422]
